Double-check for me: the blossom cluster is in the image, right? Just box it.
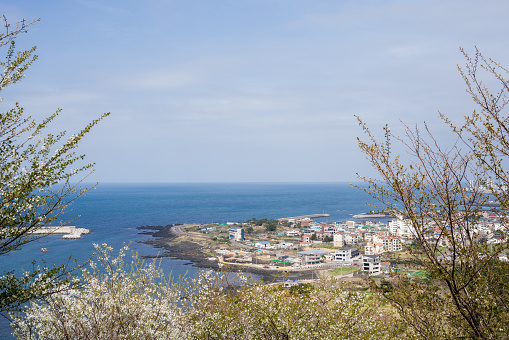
[11,244,409,340]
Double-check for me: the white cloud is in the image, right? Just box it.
[129,70,201,91]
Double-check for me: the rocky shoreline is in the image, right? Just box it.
[137,225,321,282]
[138,225,220,269]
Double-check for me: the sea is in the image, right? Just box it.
[0,182,380,338]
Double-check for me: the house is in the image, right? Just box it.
[362,255,381,275]
[298,220,311,227]
[283,279,299,288]
[276,242,294,249]
[255,241,271,248]
[332,247,360,261]
[380,261,391,271]
[286,230,300,237]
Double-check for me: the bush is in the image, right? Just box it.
[12,245,410,339]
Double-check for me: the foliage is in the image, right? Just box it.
[11,244,185,339]
[0,16,109,313]
[280,221,293,228]
[288,282,313,295]
[12,245,410,339]
[189,277,398,340]
[356,48,509,339]
[246,217,279,232]
[264,219,278,232]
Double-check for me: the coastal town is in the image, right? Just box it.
[164,210,509,283]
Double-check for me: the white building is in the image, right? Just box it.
[364,242,384,255]
[332,247,359,261]
[388,218,415,238]
[362,255,381,275]
[255,241,271,248]
[286,230,300,237]
[333,233,344,248]
[229,228,245,241]
[380,236,403,252]
[344,233,360,245]
[276,242,294,249]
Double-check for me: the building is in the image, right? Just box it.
[332,247,359,261]
[297,250,330,264]
[299,220,311,227]
[229,228,245,241]
[303,255,322,265]
[276,242,294,249]
[362,255,381,275]
[344,233,360,245]
[255,241,271,248]
[346,220,357,228]
[283,279,299,288]
[380,236,402,252]
[333,233,344,248]
[364,242,384,255]
[286,230,300,237]
[388,218,414,237]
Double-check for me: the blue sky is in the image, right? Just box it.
[2,0,509,182]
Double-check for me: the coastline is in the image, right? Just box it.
[137,225,324,283]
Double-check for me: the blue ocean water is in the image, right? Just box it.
[1,182,378,338]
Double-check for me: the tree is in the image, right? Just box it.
[11,244,185,340]
[12,246,405,339]
[356,48,509,339]
[264,219,278,232]
[0,16,109,314]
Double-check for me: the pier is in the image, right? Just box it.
[28,226,90,239]
[278,213,330,221]
[352,213,391,219]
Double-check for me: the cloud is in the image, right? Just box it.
[5,0,509,182]
[128,70,202,91]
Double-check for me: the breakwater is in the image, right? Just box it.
[28,226,90,239]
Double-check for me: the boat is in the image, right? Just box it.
[40,248,48,253]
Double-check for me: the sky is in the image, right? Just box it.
[2,0,509,183]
